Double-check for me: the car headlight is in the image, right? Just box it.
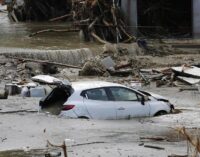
[168,103,174,112]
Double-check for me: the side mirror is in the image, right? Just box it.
[141,96,148,105]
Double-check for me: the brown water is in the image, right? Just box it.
[0,12,101,51]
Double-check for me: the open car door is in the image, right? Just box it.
[39,82,72,115]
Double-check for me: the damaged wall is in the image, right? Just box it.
[193,0,200,38]
[120,0,137,35]
[121,0,193,38]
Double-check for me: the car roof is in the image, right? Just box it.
[71,81,126,91]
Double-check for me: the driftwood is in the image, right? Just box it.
[140,136,167,141]
[91,32,108,44]
[29,28,80,37]
[144,145,165,150]
[177,127,200,153]
[7,56,82,69]
[72,141,106,147]
[168,155,188,157]
[49,13,73,22]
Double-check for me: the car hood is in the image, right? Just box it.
[139,90,169,102]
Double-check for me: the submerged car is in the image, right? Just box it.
[40,81,174,120]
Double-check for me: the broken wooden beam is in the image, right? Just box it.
[7,56,82,69]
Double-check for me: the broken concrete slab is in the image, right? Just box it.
[172,66,200,78]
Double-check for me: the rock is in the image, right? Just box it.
[5,84,21,95]
[101,56,116,70]
[0,88,8,99]
[42,63,58,74]
[79,60,106,76]
[45,152,61,157]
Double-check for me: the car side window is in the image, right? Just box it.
[109,87,139,101]
[85,88,108,101]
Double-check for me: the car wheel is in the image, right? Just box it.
[154,111,167,117]
[78,116,89,119]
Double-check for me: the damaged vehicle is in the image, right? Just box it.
[40,81,174,120]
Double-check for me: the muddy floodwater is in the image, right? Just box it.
[0,12,101,51]
[0,85,200,157]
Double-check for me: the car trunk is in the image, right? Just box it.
[39,84,72,115]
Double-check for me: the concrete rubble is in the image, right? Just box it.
[0,42,199,97]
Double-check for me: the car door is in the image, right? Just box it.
[108,87,150,119]
[82,88,116,120]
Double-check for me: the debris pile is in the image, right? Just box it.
[9,0,134,43]
[10,0,71,21]
[0,53,73,98]
[71,0,135,43]
[138,64,200,90]
[1,42,200,92]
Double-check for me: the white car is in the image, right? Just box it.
[40,81,174,120]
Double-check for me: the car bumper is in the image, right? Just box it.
[59,110,78,118]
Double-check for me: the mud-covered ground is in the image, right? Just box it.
[0,83,200,157]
